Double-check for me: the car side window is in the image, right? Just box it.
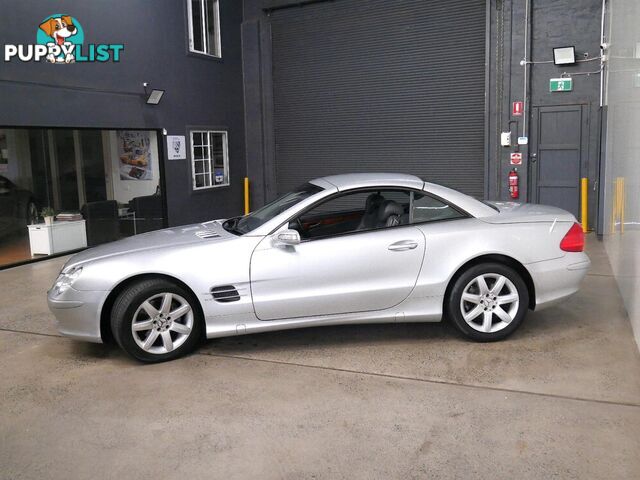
[290,189,411,240]
[411,193,465,223]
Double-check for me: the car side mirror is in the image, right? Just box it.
[273,229,301,247]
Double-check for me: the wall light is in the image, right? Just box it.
[553,46,576,65]
[143,82,165,105]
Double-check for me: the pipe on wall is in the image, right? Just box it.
[522,0,531,139]
[600,0,606,107]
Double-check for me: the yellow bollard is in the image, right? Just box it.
[611,177,626,234]
[580,178,588,233]
[620,177,625,234]
[243,177,250,215]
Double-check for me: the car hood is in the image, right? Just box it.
[65,220,235,268]
[481,202,576,224]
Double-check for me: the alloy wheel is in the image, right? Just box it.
[459,273,519,333]
[131,292,194,354]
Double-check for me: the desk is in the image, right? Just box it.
[28,220,87,256]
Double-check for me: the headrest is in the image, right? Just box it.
[377,200,404,220]
[365,193,384,211]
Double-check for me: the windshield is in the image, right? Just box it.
[227,183,323,235]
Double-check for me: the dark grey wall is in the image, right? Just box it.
[245,0,604,228]
[488,0,603,227]
[0,0,246,226]
[0,0,605,227]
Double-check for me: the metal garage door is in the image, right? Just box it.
[270,0,487,197]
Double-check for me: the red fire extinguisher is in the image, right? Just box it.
[508,168,519,199]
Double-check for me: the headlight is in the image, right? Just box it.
[50,266,83,296]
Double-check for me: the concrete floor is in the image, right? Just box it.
[1,236,639,479]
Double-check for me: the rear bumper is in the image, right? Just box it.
[527,252,590,311]
[47,287,108,343]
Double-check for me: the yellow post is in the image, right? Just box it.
[243,177,250,215]
[580,177,588,233]
[620,177,625,234]
[611,177,626,234]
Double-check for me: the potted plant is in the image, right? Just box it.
[41,206,55,226]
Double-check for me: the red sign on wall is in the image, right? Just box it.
[512,101,524,116]
[510,152,523,165]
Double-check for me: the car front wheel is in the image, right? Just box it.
[446,262,529,342]
[111,278,204,362]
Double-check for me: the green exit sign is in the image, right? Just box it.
[550,78,573,92]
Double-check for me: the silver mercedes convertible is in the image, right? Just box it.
[48,173,590,362]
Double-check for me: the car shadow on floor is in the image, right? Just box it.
[200,314,582,356]
[206,321,456,353]
[66,286,622,365]
[68,306,588,361]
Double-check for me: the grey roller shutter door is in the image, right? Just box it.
[270,0,486,197]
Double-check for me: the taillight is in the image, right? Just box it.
[560,222,585,252]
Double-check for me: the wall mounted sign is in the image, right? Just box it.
[512,101,524,116]
[517,136,528,145]
[510,152,523,165]
[4,14,124,64]
[550,78,573,92]
[167,135,186,160]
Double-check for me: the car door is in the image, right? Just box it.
[249,189,426,321]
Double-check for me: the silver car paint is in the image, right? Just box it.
[48,173,590,344]
[251,226,426,320]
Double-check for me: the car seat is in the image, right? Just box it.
[357,193,384,230]
[377,200,404,228]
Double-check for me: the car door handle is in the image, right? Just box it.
[388,240,419,251]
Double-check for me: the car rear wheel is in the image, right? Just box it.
[111,278,204,362]
[446,262,529,342]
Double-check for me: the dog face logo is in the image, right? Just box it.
[39,16,77,46]
[3,14,123,63]
[36,14,84,63]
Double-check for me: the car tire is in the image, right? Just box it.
[111,278,204,362]
[446,262,529,342]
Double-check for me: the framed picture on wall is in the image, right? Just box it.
[117,130,154,181]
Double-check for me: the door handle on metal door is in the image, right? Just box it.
[388,240,418,251]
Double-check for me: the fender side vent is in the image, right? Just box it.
[211,285,240,303]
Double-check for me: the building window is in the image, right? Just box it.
[0,128,166,268]
[187,0,221,57]
[190,130,229,190]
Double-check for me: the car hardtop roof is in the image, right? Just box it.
[310,172,424,191]
[309,173,498,219]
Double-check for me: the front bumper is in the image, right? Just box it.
[47,287,109,343]
[527,252,591,310]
